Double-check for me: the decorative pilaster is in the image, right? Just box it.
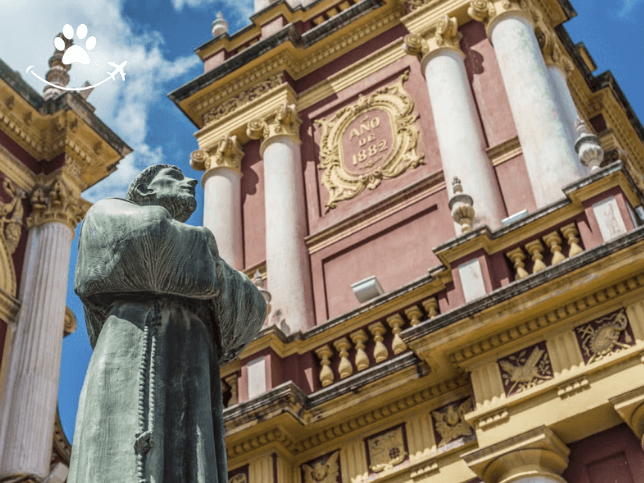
[463,426,570,483]
[191,134,244,269]
[404,15,506,229]
[468,0,585,208]
[0,173,82,478]
[247,103,314,334]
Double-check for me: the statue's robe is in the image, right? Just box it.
[68,198,266,483]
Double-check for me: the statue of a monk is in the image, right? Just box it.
[68,164,266,482]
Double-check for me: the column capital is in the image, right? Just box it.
[610,385,644,445]
[404,16,463,67]
[246,103,302,154]
[463,426,569,483]
[468,0,536,36]
[536,25,574,76]
[191,134,244,177]
[26,171,88,231]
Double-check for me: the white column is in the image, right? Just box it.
[262,135,313,334]
[548,65,578,147]
[192,136,244,270]
[203,169,243,269]
[407,17,506,230]
[0,222,73,478]
[247,103,314,334]
[485,8,584,207]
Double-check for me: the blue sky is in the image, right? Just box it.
[0,0,642,442]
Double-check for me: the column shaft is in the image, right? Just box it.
[203,168,243,269]
[547,65,579,148]
[424,48,506,228]
[0,222,73,478]
[489,13,584,207]
[263,136,313,334]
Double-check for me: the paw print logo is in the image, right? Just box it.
[54,24,96,65]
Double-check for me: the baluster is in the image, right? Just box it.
[386,314,407,354]
[350,329,370,371]
[422,297,439,319]
[543,231,566,264]
[315,345,335,387]
[224,373,239,407]
[561,223,583,257]
[368,322,389,363]
[506,247,529,280]
[333,337,353,379]
[404,305,423,326]
[525,239,547,273]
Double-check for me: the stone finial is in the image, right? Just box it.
[574,118,604,172]
[448,177,475,234]
[211,12,228,38]
[43,33,73,100]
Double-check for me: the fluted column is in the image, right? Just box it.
[191,135,244,269]
[247,103,314,334]
[0,173,85,479]
[405,16,506,231]
[469,0,584,208]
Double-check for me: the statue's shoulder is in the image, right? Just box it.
[86,198,168,220]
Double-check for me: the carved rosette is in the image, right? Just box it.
[364,424,408,474]
[301,450,341,483]
[27,174,87,231]
[247,103,301,152]
[574,309,635,364]
[191,135,244,175]
[498,341,553,396]
[431,397,475,448]
[404,16,463,64]
[314,71,424,211]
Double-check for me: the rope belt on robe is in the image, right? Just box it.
[134,300,161,483]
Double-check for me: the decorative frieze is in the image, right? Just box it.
[365,424,408,474]
[556,376,589,399]
[498,341,553,396]
[0,179,25,256]
[431,397,475,448]
[314,71,423,210]
[301,450,341,483]
[202,74,283,125]
[574,308,635,364]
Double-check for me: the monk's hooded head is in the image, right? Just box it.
[127,164,198,222]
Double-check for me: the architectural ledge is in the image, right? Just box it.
[462,426,569,483]
[610,384,644,440]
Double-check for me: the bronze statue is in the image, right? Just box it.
[68,164,266,482]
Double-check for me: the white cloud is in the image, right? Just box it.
[617,0,643,18]
[171,0,252,27]
[0,0,201,201]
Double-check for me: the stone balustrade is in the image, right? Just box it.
[314,296,439,387]
[222,373,240,408]
[505,222,584,281]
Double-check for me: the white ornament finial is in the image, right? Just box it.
[211,12,228,38]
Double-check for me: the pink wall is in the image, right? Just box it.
[564,424,644,483]
[241,139,266,269]
[494,154,537,216]
[461,20,517,147]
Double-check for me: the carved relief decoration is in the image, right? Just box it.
[498,341,553,396]
[203,74,283,125]
[27,174,87,231]
[247,103,301,145]
[431,397,475,448]
[301,450,341,483]
[314,70,424,211]
[574,308,635,364]
[191,135,244,174]
[0,179,24,297]
[228,464,249,483]
[365,424,408,474]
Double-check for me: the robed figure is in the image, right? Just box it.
[68,165,266,482]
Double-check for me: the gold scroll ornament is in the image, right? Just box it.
[314,70,424,211]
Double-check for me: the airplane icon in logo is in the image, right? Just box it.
[107,61,127,81]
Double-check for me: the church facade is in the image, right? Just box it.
[0,45,130,481]
[170,0,644,482]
